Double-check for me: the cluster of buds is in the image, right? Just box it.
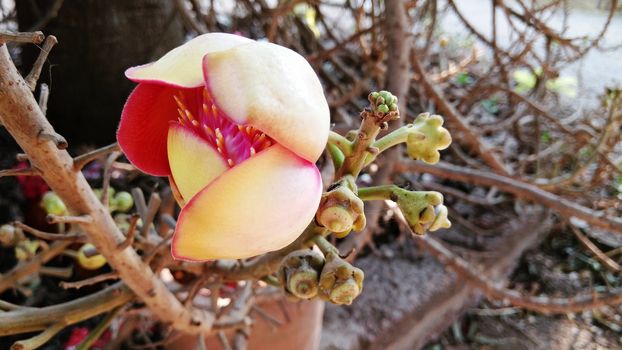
[369,90,398,115]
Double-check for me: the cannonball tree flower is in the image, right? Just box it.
[117,33,329,260]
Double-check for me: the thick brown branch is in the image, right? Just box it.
[416,234,622,314]
[398,161,622,234]
[0,43,215,334]
[0,282,133,336]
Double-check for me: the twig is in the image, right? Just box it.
[101,151,122,207]
[251,305,283,327]
[218,331,232,350]
[38,83,49,115]
[411,49,511,176]
[14,221,87,242]
[46,214,93,225]
[38,130,68,150]
[28,0,64,32]
[11,322,65,350]
[140,192,162,238]
[39,266,73,279]
[118,214,140,250]
[398,161,622,234]
[0,241,72,293]
[0,282,133,336]
[75,306,122,350]
[131,187,148,223]
[571,225,622,273]
[72,143,121,170]
[25,35,58,91]
[60,272,119,290]
[0,299,34,311]
[0,167,40,178]
[0,31,44,44]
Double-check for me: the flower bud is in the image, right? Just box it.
[0,224,19,247]
[41,191,67,216]
[316,183,365,238]
[318,252,364,305]
[391,188,451,235]
[278,249,325,299]
[110,191,134,212]
[405,113,451,164]
[76,243,107,270]
[15,239,40,261]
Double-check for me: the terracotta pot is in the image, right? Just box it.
[167,298,324,350]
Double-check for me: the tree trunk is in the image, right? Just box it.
[16,0,184,147]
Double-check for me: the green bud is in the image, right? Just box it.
[0,224,17,247]
[111,191,134,212]
[15,239,40,261]
[77,243,107,270]
[377,104,390,114]
[391,187,451,234]
[406,113,452,164]
[41,191,67,216]
[278,249,325,299]
[318,252,364,305]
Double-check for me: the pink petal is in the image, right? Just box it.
[202,41,330,163]
[172,144,322,260]
[167,123,228,202]
[117,83,182,176]
[126,33,253,88]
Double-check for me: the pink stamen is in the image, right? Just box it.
[173,88,273,167]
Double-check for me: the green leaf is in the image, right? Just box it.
[455,72,473,86]
[481,98,499,114]
[546,76,578,98]
[541,130,551,143]
[512,69,537,93]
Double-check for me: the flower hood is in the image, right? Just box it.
[117,33,329,260]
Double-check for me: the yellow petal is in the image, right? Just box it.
[126,33,253,88]
[172,144,322,260]
[168,123,228,202]
[203,42,329,162]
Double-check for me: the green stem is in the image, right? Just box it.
[328,131,353,156]
[357,185,400,201]
[76,306,122,350]
[311,235,339,256]
[11,322,66,350]
[326,143,345,169]
[261,275,281,288]
[363,125,411,166]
